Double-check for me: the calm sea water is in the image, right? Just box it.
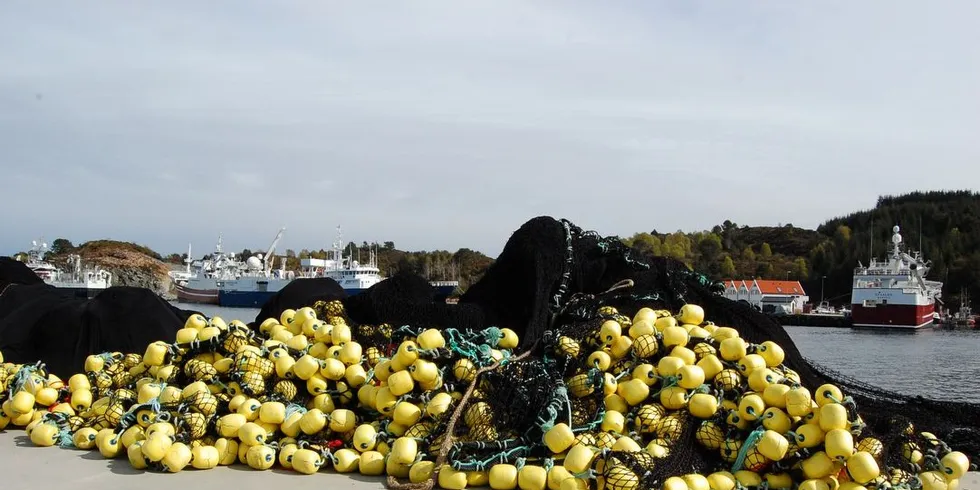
[174,302,980,403]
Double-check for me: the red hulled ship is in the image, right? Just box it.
[850,225,943,329]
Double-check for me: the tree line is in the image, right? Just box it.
[25,190,980,307]
[622,190,980,309]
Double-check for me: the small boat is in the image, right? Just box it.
[20,239,112,298]
[810,301,844,317]
[938,289,977,329]
[174,226,460,308]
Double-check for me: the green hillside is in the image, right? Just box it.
[814,190,980,308]
[623,190,980,309]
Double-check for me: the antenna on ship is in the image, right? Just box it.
[869,213,874,262]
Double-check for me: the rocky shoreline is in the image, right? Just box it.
[100,263,176,300]
[46,244,178,300]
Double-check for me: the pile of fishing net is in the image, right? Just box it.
[0,216,976,490]
[0,256,43,293]
[0,299,973,490]
[0,286,193,378]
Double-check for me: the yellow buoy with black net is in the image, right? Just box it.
[0,298,973,490]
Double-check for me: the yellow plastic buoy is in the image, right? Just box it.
[128,441,149,469]
[359,451,386,476]
[678,304,705,325]
[518,465,548,490]
[677,364,706,390]
[490,464,519,490]
[162,442,192,473]
[291,448,323,475]
[818,403,848,432]
[941,451,970,480]
[191,445,220,470]
[825,429,855,461]
[543,423,575,453]
[245,444,276,470]
[757,430,789,461]
[814,384,843,406]
[332,448,360,473]
[785,387,813,417]
[438,464,468,490]
[757,341,785,367]
[801,451,835,480]
[845,451,879,484]
[564,445,595,474]
[919,471,949,490]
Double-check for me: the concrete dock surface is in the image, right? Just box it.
[1,431,976,490]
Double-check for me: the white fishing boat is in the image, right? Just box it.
[173,226,460,308]
[174,228,293,305]
[20,240,112,298]
[850,225,943,329]
[298,226,460,300]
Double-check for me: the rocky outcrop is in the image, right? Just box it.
[54,243,176,300]
[87,252,174,299]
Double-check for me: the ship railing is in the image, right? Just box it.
[853,268,913,276]
[430,280,460,287]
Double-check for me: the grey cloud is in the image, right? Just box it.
[1,1,978,258]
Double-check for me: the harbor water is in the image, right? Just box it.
[175,302,980,404]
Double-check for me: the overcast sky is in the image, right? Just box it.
[2,1,978,258]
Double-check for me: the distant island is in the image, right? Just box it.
[13,190,979,307]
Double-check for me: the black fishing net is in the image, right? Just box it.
[2,217,977,487]
[0,256,43,293]
[345,217,979,486]
[341,272,487,333]
[0,286,190,379]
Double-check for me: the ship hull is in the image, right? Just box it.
[219,290,276,308]
[175,284,219,305]
[850,303,935,329]
[51,286,105,299]
[218,282,460,308]
[218,287,371,308]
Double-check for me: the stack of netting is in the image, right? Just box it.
[0,216,976,490]
[0,300,973,490]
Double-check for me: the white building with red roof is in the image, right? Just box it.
[722,279,809,314]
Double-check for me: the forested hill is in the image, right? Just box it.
[815,190,980,307]
[623,190,980,309]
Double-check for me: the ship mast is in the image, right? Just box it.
[869,214,874,263]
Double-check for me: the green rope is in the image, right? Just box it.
[451,444,530,472]
[481,327,503,348]
[57,426,75,448]
[731,427,766,472]
[650,374,679,398]
[6,363,41,399]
